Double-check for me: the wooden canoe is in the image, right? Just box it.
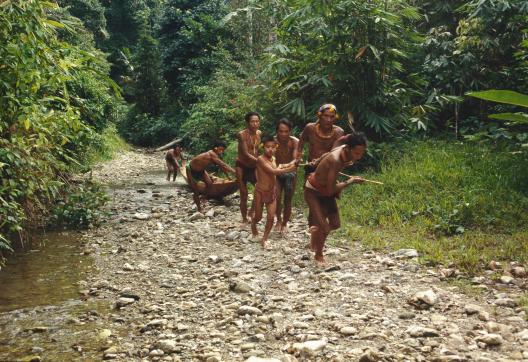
[155,138,183,152]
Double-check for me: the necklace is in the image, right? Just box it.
[315,123,335,139]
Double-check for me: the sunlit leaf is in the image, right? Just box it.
[467,90,528,108]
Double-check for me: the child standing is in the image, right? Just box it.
[251,136,297,249]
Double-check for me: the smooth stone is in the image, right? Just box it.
[154,339,179,353]
[393,248,419,258]
[411,289,438,306]
[339,326,357,336]
[475,333,503,346]
[238,306,262,316]
[291,339,327,354]
[464,304,483,315]
[407,325,440,337]
[500,275,514,284]
[115,297,136,308]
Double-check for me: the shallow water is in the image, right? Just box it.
[0,231,111,361]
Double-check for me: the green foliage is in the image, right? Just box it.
[51,182,109,227]
[260,0,424,135]
[0,0,124,253]
[341,140,528,235]
[182,66,259,150]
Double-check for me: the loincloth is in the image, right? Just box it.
[186,164,205,183]
[255,185,277,204]
[277,172,296,195]
[236,159,256,184]
[304,187,338,225]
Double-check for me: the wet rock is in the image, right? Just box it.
[115,297,136,309]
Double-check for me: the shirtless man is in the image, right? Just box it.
[252,136,297,249]
[186,140,236,212]
[165,144,183,181]
[296,103,345,175]
[304,133,367,265]
[274,119,299,234]
[236,112,262,223]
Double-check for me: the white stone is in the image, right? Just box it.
[393,248,419,258]
[516,329,528,341]
[406,325,440,337]
[237,306,262,315]
[339,326,357,336]
[154,339,179,353]
[245,358,281,362]
[413,289,438,306]
[475,333,503,346]
[500,275,514,284]
[291,339,327,354]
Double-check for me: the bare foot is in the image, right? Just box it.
[260,239,271,250]
[314,255,327,267]
[280,224,289,235]
[250,234,259,242]
[274,221,282,232]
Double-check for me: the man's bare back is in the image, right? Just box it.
[190,150,234,174]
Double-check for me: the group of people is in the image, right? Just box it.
[164,104,368,265]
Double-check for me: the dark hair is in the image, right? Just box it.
[261,135,276,144]
[343,132,367,148]
[276,118,292,131]
[172,144,182,149]
[214,140,227,148]
[245,111,261,123]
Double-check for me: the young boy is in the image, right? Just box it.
[186,140,236,212]
[274,119,299,234]
[236,112,262,223]
[304,133,367,265]
[251,136,297,249]
[165,144,183,181]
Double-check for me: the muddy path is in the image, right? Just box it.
[1,150,527,362]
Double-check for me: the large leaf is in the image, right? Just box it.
[467,90,528,108]
[489,112,528,125]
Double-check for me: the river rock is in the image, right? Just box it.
[406,325,440,337]
[409,289,438,308]
[154,339,179,353]
[98,329,112,340]
[238,306,262,315]
[227,230,240,240]
[189,212,204,221]
[476,333,503,346]
[500,275,514,284]
[291,339,327,355]
[393,249,419,258]
[245,357,281,362]
[516,329,528,341]
[464,304,483,315]
[511,266,526,277]
[495,298,516,307]
[230,280,252,293]
[339,326,357,336]
[115,297,136,308]
[133,212,150,220]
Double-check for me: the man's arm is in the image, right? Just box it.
[237,132,258,163]
[296,125,311,161]
[291,137,299,162]
[211,152,235,174]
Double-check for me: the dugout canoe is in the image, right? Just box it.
[155,138,183,152]
[180,163,238,199]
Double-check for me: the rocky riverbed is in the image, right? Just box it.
[1,149,527,361]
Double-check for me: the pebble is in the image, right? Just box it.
[339,326,357,336]
[154,339,179,353]
[115,297,136,308]
[406,325,440,337]
[393,248,419,258]
[475,333,503,346]
[238,306,262,316]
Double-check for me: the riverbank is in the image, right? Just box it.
[1,149,527,361]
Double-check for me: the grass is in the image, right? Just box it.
[86,124,130,165]
[336,140,528,274]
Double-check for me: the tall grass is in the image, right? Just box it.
[338,140,528,273]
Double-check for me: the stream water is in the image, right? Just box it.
[0,231,111,361]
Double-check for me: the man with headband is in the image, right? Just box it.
[296,103,345,228]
